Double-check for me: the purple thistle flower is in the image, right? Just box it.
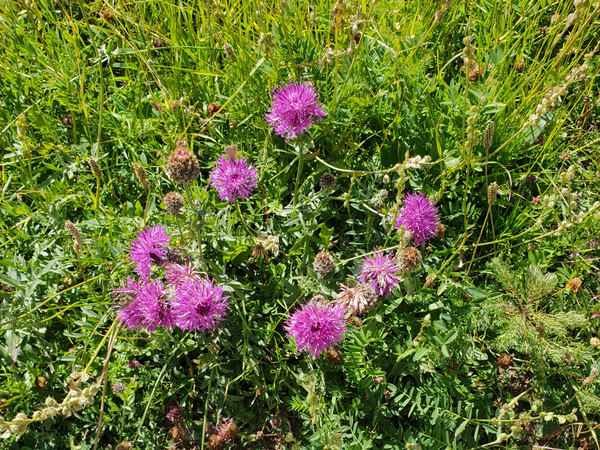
[359,251,401,296]
[165,263,200,287]
[395,192,439,246]
[128,225,170,278]
[172,278,230,332]
[209,156,258,203]
[284,300,346,358]
[115,278,146,331]
[265,81,327,141]
[137,280,176,332]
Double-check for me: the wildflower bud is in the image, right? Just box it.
[590,337,600,347]
[252,243,266,258]
[313,250,335,279]
[115,443,133,450]
[133,162,150,189]
[487,182,498,206]
[164,191,184,216]
[223,42,237,62]
[566,277,582,293]
[166,141,200,184]
[397,247,422,273]
[319,172,337,190]
[209,434,227,449]
[483,122,495,151]
[87,157,102,179]
[111,383,125,394]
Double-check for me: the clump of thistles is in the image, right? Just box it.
[166,141,200,184]
[210,145,258,203]
[285,298,346,358]
[336,282,378,316]
[396,192,439,246]
[265,81,327,141]
[359,251,400,296]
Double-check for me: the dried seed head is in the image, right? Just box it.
[497,353,513,369]
[583,365,598,386]
[488,182,499,206]
[424,277,435,289]
[224,144,238,161]
[532,196,542,206]
[590,337,600,347]
[218,419,239,441]
[319,172,337,190]
[115,443,133,450]
[166,142,200,184]
[223,42,237,62]
[252,243,266,258]
[326,347,344,365]
[169,424,187,441]
[133,163,150,189]
[566,277,583,293]
[397,247,422,273]
[436,222,446,238]
[111,382,125,394]
[337,282,378,316]
[65,220,84,253]
[483,122,495,151]
[313,251,335,279]
[87,157,102,179]
[515,58,525,72]
[164,191,184,215]
[207,102,221,115]
[209,434,227,450]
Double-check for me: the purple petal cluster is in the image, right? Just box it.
[128,225,170,278]
[359,252,401,296]
[265,81,327,141]
[172,278,230,332]
[396,192,439,246]
[116,279,175,332]
[285,300,346,358]
[210,156,258,203]
[117,225,230,334]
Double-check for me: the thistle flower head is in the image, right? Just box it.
[163,191,184,215]
[209,156,258,203]
[265,81,327,141]
[395,192,439,246]
[172,278,230,332]
[313,250,335,279]
[336,282,378,316]
[358,251,401,296]
[128,225,171,278]
[166,141,200,184]
[285,299,346,358]
[116,279,175,332]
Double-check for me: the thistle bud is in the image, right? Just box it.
[313,251,335,279]
[133,163,150,189]
[397,247,422,273]
[319,172,337,190]
[166,141,200,184]
[164,191,184,215]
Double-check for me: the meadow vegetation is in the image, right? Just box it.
[1,0,600,448]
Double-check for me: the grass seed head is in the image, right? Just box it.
[133,163,150,189]
[87,157,102,179]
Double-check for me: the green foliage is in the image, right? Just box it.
[1,0,600,448]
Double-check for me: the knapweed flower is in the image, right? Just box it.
[210,156,258,203]
[165,263,199,287]
[128,225,170,278]
[396,192,439,246]
[285,299,346,358]
[265,81,327,141]
[172,278,230,332]
[359,251,400,296]
[336,282,378,316]
[116,279,175,332]
[166,141,200,184]
[136,280,176,332]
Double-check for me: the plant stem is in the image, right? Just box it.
[183,183,206,271]
[293,142,304,207]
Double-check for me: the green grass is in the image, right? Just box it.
[1,0,600,448]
